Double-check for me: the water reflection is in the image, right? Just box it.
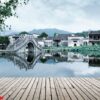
[0,51,100,77]
[0,52,41,70]
[1,52,100,69]
[40,52,68,63]
[39,52,89,64]
[89,57,100,67]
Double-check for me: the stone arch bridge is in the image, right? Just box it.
[6,35,42,53]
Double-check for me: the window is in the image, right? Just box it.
[73,41,77,42]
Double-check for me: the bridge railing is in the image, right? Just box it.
[7,35,42,51]
[7,36,25,50]
[7,36,27,50]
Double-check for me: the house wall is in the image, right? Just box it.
[60,40,68,46]
[44,40,53,47]
[38,41,45,47]
[83,38,89,45]
[89,33,100,45]
[68,36,84,47]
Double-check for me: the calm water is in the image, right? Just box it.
[0,51,100,77]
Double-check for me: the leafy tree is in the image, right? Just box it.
[19,31,29,35]
[75,31,88,38]
[38,32,48,38]
[0,36,10,44]
[0,0,29,31]
[40,57,47,63]
[54,33,58,37]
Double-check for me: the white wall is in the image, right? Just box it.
[44,40,53,47]
[68,36,84,47]
[38,41,45,47]
[9,36,15,44]
[32,34,39,38]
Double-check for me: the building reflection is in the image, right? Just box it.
[89,57,100,67]
[40,52,88,63]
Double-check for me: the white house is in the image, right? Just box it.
[44,37,53,47]
[37,37,53,47]
[31,33,39,38]
[68,35,84,47]
[38,41,45,47]
[83,37,89,46]
[53,34,70,47]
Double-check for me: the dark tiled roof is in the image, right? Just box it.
[36,38,43,41]
[89,31,100,34]
[46,36,53,40]
[53,34,71,40]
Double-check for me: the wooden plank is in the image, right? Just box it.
[8,78,27,100]
[0,78,20,96]
[0,78,14,89]
[46,78,51,100]
[20,78,35,100]
[57,78,71,100]
[0,78,15,94]
[73,78,97,100]
[95,78,100,81]
[4,78,25,99]
[86,78,100,89]
[69,78,90,100]
[71,78,96,100]
[50,78,58,100]
[61,78,77,100]
[65,78,84,100]
[82,78,100,92]
[54,78,64,100]
[0,78,21,100]
[33,78,42,100]
[40,78,46,100]
[27,78,39,100]
[0,78,99,100]
[93,78,100,83]
[0,78,10,86]
[78,78,100,99]
[7,78,29,100]
[14,89,25,100]
[15,78,32,100]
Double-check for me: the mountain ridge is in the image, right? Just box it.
[30,28,71,36]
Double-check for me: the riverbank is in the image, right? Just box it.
[43,45,100,54]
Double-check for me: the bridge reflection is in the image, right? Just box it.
[0,52,42,70]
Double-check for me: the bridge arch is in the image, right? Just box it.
[26,42,34,53]
[6,35,42,52]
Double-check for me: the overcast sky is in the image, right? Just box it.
[4,0,100,32]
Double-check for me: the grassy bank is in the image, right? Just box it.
[43,45,100,54]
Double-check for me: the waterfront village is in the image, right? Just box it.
[0,30,100,53]
[0,30,100,70]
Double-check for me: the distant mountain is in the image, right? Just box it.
[0,30,18,36]
[30,28,71,36]
[0,28,95,38]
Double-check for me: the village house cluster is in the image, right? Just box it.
[8,31,100,48]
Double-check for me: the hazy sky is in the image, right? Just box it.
[5,0,100,32]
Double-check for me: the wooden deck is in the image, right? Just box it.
[0,78,100,100]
